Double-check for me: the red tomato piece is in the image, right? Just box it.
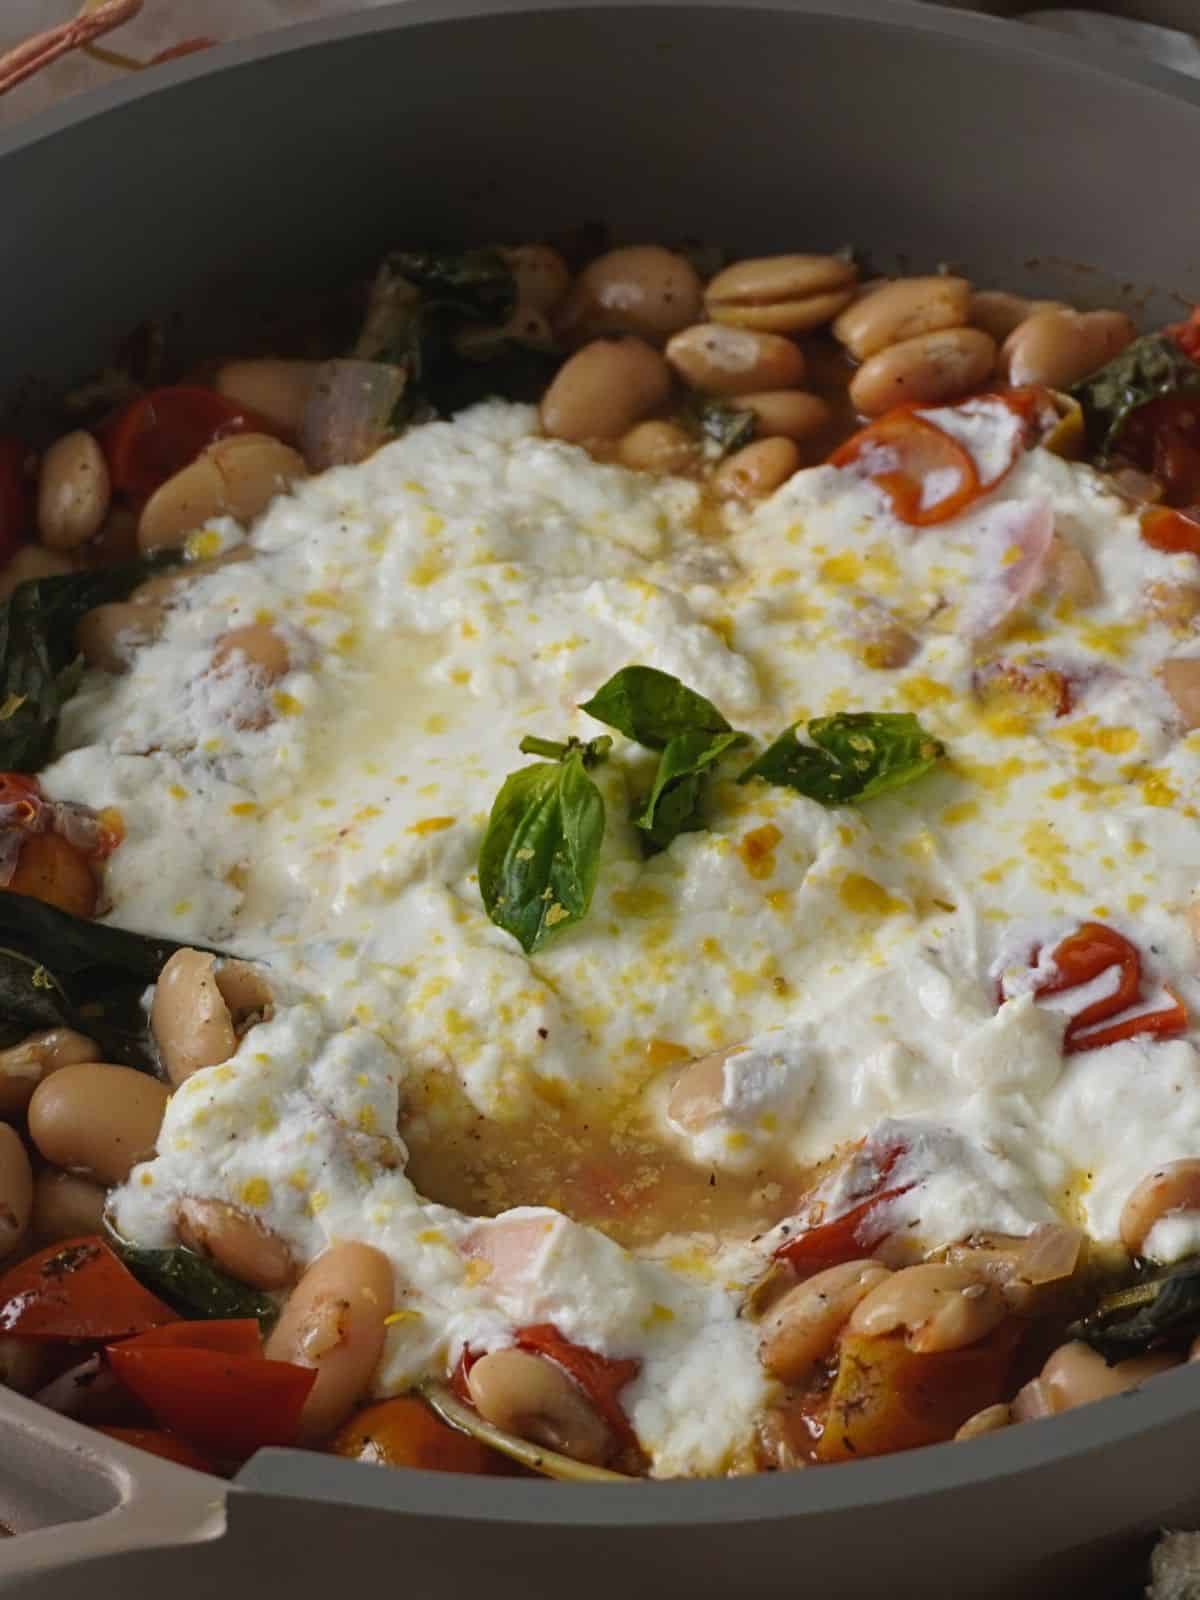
[515,1324,640,1449]
[106,1345,316,1460]
[0,1236,177,1341]
[115,1319,262,1357]
[95,1426,218,1474]
[1170,309,1200,364]
[0,436,31,564]
[103,386,272,501]
[1141,506,1200,558]
[1034,922,1142,1046]
[1066,989,1189,1055]
[829,409,982,527]
[0,771,42,825]
[774,1183,914,1273]
[1118,392,1200,508]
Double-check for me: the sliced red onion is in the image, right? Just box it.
[34,1354,123,1421]
[299,359,408,471]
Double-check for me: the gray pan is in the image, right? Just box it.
[2,3,1200,1594]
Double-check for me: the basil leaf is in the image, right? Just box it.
[684,397,756,458]
[1069,1258,1200,1363]
[0,890,220,1067]
[115,1241,277,1332]
[1071,332,1200,461]
[739,712,943,805]
[581,666,732,751]
[637,729,746,852]
[478,752,605,954]
[0,556,174,773]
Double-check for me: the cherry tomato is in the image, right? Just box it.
[1140,505,1200,558]
[774,1183,913,1273]
[103,386,272,501]
[0,437,31,565]
[1170,308,1200,364]
[0,1236,177,1342]
[329,1396,511,1474]
[829,408,982,527]
[106,1344,316,1460]
[0,772,42,825]
[95,1426,218,1474]
[1034,922,1142,1047]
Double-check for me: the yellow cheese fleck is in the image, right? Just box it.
[240,1177,271,1208]
[738,824,783,880]
[838,873,905,916]
[940,801,979,826]
[229,801,259,817]
[644,1038,690,1070]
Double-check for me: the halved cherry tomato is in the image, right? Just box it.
[1118,392,1200,508]
[0,1236,177,1341]
[1066,989,1189,1054]
[0,436,31,564]
[1141,505,1200,558]
[116,1319,262,1357]
[829,408,982,527]
[103,386,273,501]
[106,1344,316,1460]
[95,1426,218,1474]
[330,1396,511,1475]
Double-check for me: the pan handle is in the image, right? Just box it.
[0,1386,226,1580]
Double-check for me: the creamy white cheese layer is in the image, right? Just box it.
[43,398,1200,1475]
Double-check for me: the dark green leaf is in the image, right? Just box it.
[739,712,944,805]
[478,752,605,954]
[355,249,520,423]
[683,397,756,457]
[637,729,746,852]
[0,556,175,773]
[1070,332,1200,461]
[0,891,220,1066]
[580,666,732,751]
[1069,1258,1200,1363]
[114,1241,277,1332]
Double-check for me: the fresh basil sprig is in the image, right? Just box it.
[1069,1257,1200,1364]
[738,712,944,805]
[1071,331,1200,461]
[582,666,746,853]
[478,735,609,955]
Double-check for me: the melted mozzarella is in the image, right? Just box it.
[45,398,1200,1474]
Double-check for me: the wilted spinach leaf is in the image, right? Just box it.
[114,1240,277,1331]
[355,248,527,421]
[0,556,174,773]
[478,739,607,954]
[1070,1257,1200,1363]
[739,712,944,805]
[0,890,215,1066]
[581,666,733,751]
[637,729,746,853]
[1071,332,1200,461]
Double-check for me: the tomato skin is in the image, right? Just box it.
[1170,309,1200,363]
[329,1396,511,1474]
[117,1319,263,1358]
[0,1236,177,1341]
[95,1426,218,1474]
[775,1184,912,1273]
[103,386,273,501]
[1028,923,1188,1054]
[0,771,42,825]
[0,437,31,564]
[106,1344,316,1460]
[1141,506,1200,558]
[829,408,982,527]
